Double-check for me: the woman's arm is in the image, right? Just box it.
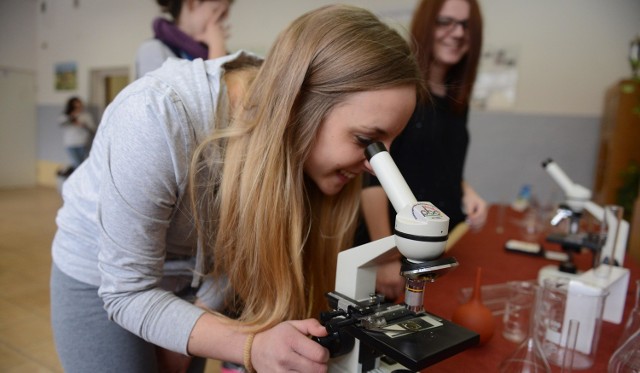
[361,186,392,240]
[96,85,204,354]
[462,181,487,229]
[188,313,329,372]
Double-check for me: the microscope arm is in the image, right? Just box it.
[583,201,604,229]
[335,236,397,301]
[584,201,630,266]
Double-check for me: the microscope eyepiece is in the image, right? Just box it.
[365,142,387,161]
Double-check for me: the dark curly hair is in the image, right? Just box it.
[63,97,82,116]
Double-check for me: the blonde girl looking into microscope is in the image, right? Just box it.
[51,5,423,373]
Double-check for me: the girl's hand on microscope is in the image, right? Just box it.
[252,319,329,373]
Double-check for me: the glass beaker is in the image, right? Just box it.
[537,277,608,370]
[503,281,537,344]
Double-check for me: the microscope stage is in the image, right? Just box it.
[345,311,479,371]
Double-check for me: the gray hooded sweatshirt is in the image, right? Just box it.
[52,51,261,354]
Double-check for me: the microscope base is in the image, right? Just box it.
[329,311,478,372]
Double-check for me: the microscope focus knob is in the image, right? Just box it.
[312,329,355,358]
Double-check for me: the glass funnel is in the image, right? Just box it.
[498,286,551,373]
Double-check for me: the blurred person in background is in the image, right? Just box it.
[59,96,95,169]
[358,0,488,300]
[136,0,234,78]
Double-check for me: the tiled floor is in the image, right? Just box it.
[0,187,220,372]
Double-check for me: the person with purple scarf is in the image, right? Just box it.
[136,0,233,79]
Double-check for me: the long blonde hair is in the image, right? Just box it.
[190,4,423,332]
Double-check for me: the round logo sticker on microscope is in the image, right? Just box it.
[411,202,442,221]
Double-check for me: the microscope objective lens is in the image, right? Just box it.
[405,277,426,313]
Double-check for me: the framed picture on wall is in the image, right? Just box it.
[54,61,77,91]
[471,46,519,110]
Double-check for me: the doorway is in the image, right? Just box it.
[0,67,37,187]
[89,67,130,121]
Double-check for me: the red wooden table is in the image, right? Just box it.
[421,205,640,372]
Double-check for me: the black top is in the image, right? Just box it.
[355,95,469,246]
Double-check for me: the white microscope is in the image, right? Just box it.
[316,143,478,373]
[537,159,630,324]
